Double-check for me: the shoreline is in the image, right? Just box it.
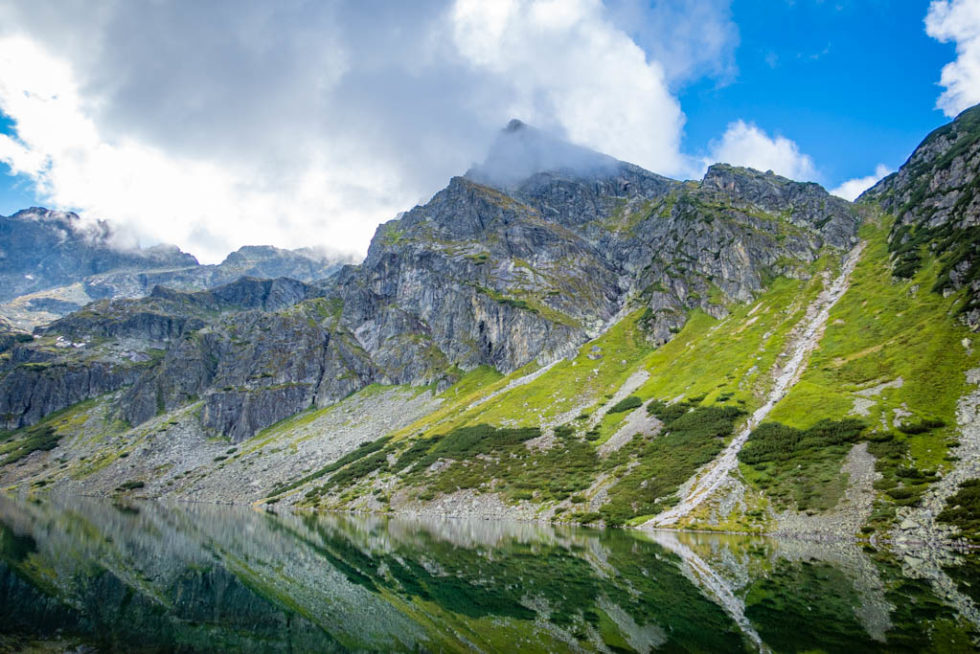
[50,489,980,552]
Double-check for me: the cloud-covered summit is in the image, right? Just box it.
[465,119,621,188]
[0,0,962,261]
[0,0,738,262]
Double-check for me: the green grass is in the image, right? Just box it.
[0,398,106,467]
[288,214,976,535]
[767,218,976,448]
[0,424,61,465]
[738,419,865,512]
[633,264,831,410]
[474,311,653,427]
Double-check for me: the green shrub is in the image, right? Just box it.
[608,396,642,414]
[430,424,540,459]
[601,404,746,525]
[739,419,865,465]
[938,479,980,540]
[326,451,389,490]
[646,400,689,425]
[897,418,946,435]
[394,436,441,471]
[268,435,392,496]
[0,425,61,465]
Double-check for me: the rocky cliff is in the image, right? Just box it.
[0,208,197,302]
[0,122,860,441]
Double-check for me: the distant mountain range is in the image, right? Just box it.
[0,207,350,330]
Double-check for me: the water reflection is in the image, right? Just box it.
[0,495,977,652]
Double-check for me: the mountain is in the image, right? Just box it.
[861,104,980,328]
[0,208,197,301]
[1,113,979,556]
[0,209,348,330]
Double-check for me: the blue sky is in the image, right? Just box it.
[0,113,34,214]
[682,1,955,184]
[0,0,974,261]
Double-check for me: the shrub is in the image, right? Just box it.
[326,451,389,489]
[739,419,865,465]
[897,418,946,435]
[268,435,392,496]
[938,479,980,539]
[430,424,539,459]
[0,425,61,465]
[571,511,602,524]
[608,396,642,414]
[646,400,689,425]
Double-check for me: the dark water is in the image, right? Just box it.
[0,495,977,653]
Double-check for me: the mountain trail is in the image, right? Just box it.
[645,242,865,528]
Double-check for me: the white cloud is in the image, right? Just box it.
[706,120,817,181]
[450,0,688,175]
[605,0,738,85]
[830,164,892,202]
[0,35,401,263]
[0,1,738,262]
[926,0,980,117]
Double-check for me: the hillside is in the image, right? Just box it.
[0,110,979,553]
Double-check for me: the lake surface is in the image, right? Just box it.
[0,495,977,653]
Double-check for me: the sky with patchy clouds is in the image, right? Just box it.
[0,0,975,262]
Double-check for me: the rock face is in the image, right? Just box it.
[0,209,348,329]
[82,245,349,301]
[0,208,197,303]
[862,104,980,327]
[0,121,862,440]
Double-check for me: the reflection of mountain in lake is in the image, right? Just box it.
[0,496,976,652]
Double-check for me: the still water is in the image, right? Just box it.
[0,494,977,653]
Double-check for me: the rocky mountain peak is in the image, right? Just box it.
[11,206,83,225]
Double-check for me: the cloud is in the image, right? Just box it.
[0,0,737,262]
[450,0,689,175]
[926,0,980,117]
[604,0,739,85]
[707,120,817,181]
[830,164,892,201]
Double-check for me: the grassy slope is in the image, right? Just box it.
[294,254,829,517]
[740,214,979,532]
[292,211,980,539]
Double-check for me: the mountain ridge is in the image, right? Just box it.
[0,208,351,330]
[0,109,978,556]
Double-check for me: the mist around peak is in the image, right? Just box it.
[465,120,622,189]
